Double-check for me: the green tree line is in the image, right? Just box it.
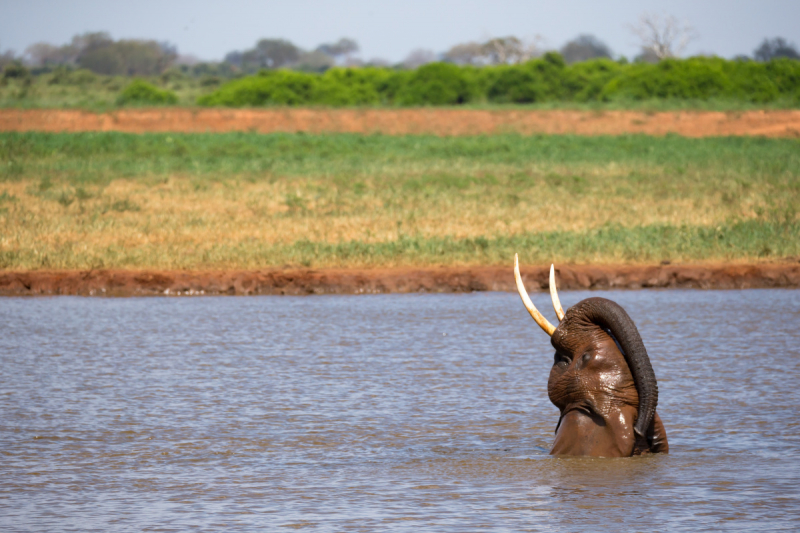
[22,32,177,76]
[3,30,799,107]
[3,53,799,107]
[196,54,800,107]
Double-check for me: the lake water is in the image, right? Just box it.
[2,290,799,531]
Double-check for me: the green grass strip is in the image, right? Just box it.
[2,131,799,184]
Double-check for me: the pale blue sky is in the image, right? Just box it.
[2,0,798,62]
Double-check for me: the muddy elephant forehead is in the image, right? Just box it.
[550,300,601,352]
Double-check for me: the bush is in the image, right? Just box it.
[46,67,98,86]
[763,58,800,98]
[2,62,30,80]
[71,69,99,85]
[199,75,222,87]
[197,70,318,106]
[394,62,477,105]
[487,67,545,103]
[117,80,178,105]
[725,61,780,102]
[562,59,622,101]
[314,67,387,105]
[486,54,570,104]
[195,56,800,107]
[46,66,72,85]
[198,67,404,107]
[600,58,733,101]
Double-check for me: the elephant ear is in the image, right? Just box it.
[571,297,658,438]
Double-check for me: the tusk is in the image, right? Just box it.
[514,254,556,337]
[549,264,565,322]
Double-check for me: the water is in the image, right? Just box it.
[1,290,799,531]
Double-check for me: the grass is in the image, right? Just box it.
[1,132,798,270]
[0,76,215,111]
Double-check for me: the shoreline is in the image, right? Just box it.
[2,108,800,137]
[2,263,799,296]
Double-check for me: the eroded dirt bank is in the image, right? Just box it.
[2,263,799,297]
[2,108,800,137]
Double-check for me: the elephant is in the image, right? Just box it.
[514,255,669,457]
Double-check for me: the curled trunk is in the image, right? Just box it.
[557,297,658,438]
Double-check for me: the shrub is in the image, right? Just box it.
[71,69,99,85]
[562,59,622,101]
[199,75,222,87]
[520,53,569,101]
[370,70,410,103]
[197,67,403,107]
[600,58,734,101]
[47,66,71,85]
[2,62,30,80]
[195,55,800,107]
[487,67,545,103]
[763,58,800,97]
[724,61,780,102]
[314,67,386,105]
[117,80,178,105]
[394,62,477,105]
[197,70,318,106]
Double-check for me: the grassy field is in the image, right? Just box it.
[1,132,798,270]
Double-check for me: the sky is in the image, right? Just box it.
[2,0,799,62]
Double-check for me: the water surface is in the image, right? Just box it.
[2,290,799,531]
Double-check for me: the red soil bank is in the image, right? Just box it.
[2,263,799,297]
[2,109,800,137]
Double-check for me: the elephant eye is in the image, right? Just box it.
[554,352,570,366]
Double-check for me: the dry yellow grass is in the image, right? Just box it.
[1,132,797,269]
[1,167,794,269]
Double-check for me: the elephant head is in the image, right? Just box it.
[514,255,668,457]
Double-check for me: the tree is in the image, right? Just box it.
[223,50,244,68]
[754,37,800,61]
[316,38,359,63]
[74,33,119,74]
[443,41,484,65]
[560,34,612,64]
[0,49,17,71]
[23,32,179,75]
[23,33,102,68]
[365,57,391,67]
[444,36,541,66]
[250,39,301,69]
[25,42,79,66]
[228,39,301,72]
[481,36,540,64]
[634,48,661,64]
[117,40,176,75]
[175,54,200,67]
[403,49,437,69]
[71,32,114,53]
[77,36,176,75]
[294,50,335,72]
[629,12,696,60]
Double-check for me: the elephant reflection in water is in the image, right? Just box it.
[514,255,669,457]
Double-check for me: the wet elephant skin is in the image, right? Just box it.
[548,297,669,457]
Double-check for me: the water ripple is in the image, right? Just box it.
[1,290,799,531]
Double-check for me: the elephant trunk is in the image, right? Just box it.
[565,297,658,438]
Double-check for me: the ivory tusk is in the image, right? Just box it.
[549,264,565,322]
[514,254,556,337]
